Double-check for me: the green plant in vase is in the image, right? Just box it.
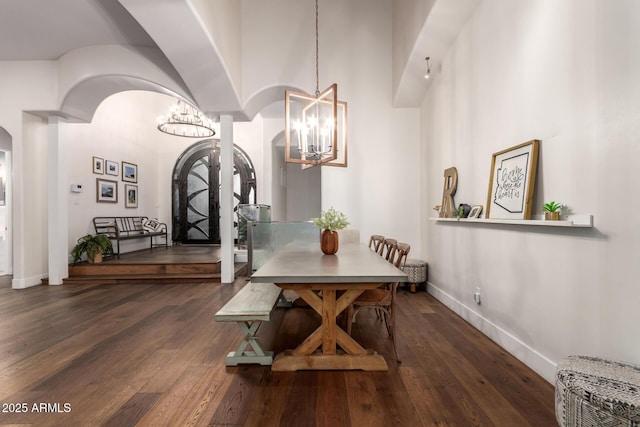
[543,201,563,221]
[312,207,349,255]
[71,234,114,263]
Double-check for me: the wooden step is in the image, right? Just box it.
[56,263,248,285]
[68,262,221,276]
[60,274,221,285]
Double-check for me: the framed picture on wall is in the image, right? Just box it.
[122,161,137,183]
[125,184,138,208]
[92,157,104,174]
[105,160,119,176]
[486,140,539,220]
[96,178,118,203]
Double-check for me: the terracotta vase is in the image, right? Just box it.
[87,249,103,264]
[544,211,560,221]
[320,229,339,255]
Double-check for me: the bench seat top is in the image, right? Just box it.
[215,282,281,322]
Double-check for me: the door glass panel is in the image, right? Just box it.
[186,157,210,240]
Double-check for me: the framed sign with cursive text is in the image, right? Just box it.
[486,140,539,220]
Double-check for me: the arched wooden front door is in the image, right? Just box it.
[172,139,256,244]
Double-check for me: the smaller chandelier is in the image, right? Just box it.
[157,99,215,138]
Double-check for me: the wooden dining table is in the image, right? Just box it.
[251,242,408,371]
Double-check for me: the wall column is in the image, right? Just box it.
[219,115,234,284]
[47,116,68,285]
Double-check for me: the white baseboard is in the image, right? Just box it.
[427,281,557,384]
[12,274,45,289]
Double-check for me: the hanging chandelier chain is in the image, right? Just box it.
[315,0,320,96]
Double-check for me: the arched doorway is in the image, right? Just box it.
[172,139,256,244]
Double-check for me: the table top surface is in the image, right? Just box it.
[251,243,408,284]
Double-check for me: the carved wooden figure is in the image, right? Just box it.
[440,167,458,218]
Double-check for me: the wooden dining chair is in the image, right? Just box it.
[368,235,385,253]
[347,242,410,362]
[378,238,397,260]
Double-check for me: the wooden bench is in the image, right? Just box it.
[93,216,168,256]
[214,281,283,366]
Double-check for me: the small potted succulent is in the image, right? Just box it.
[71,234,114,264]
[543,201,562,221]
[311,207,349,255]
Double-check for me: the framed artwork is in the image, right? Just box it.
[486,140,539,220]
[125,184,138,208]
[96,178,118,203]
[92,157,104,174]
[468,205,483,218]
[105,160,119,176]
[122,161,138,183]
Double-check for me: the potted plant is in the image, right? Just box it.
[311,207,350,255]
[455,203,471,221]
[543,201,562,221]
[71,234,114,264]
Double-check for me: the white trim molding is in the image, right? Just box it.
[12,274,46,289]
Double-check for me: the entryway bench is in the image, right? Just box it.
[93,216,168,256]
[214,281,283,366]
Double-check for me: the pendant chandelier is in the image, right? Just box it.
[285,0,347,167]
[157,99,215,138]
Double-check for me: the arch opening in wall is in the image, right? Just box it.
[171,139,256,244]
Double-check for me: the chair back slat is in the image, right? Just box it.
[368,235,385,253]
[379,238,397,260]
[391,242,410,268]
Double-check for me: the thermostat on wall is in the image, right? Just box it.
[70,184,83,193]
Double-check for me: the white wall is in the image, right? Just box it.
[242,0,422,251]
[67,91,170,256]
[22,113,49,283]
[320,0,421,250]
[422,0,640,382]
[0,61,58,287]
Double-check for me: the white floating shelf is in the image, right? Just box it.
[429,214,593,228]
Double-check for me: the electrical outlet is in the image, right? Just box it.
[473,287,481,305]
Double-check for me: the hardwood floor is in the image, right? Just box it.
[0,278,556,426]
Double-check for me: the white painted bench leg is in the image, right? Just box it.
[225,320,274,366]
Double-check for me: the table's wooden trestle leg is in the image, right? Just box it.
[271,286,388,371]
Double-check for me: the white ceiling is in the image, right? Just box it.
[0,0,478,114]
[0,0,156,60]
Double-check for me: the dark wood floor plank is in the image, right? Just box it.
[316,371,351,427]
[102,392,162,427]
[344,372,390,426]
[0,277,555,426]
[280,371,319,427]
[243,371,294,427]
[209,366,267,426]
